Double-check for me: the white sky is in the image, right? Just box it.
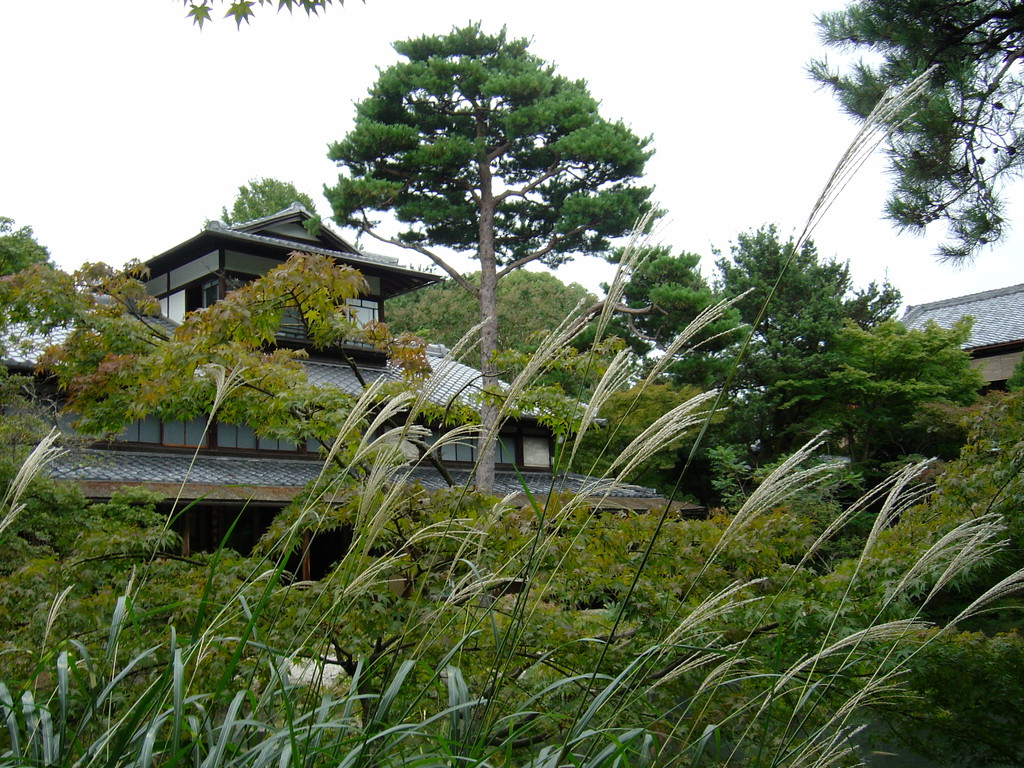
[3,0,1023,311]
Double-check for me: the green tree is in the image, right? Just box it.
[219,177,318,225]
[1007,353,1024,391]
[863,390,1024,765]
[0,216,50,275]
[325,24,653,488]
[616,246,742,389]
[782,318,981,468]
[716,224,901,461]
[0,368,88,574]
[386,270,596,358]
[811,0,1024,260]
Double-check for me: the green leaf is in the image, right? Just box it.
[185,3,213,27]
[226,1,256,27]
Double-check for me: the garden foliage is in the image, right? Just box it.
[2,245,1023,767]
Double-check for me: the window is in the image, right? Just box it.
[347,298,379,326]
[522,435,551,468]
[163,418,208,447]
[118,417,162,444]
[202,278,219,308]
[441,436,476,463]
[217,422,258,450]
[278,305,307,340]
[258,435,297,452]
[497,434,516,464]
[219,423,298,452]
[430,432,521,466]
[116,417,205,446]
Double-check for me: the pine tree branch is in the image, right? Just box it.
[493,161,562,203]
[356,217,479,297]
[496,226,589,277]
[560,299,651,339]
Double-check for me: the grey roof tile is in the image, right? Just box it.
[902,283,1024,349]
[48,448,666,501]
[3,313,174,368]
[207,224,405,270]
[50,449,325,487]
[304,352,487,409]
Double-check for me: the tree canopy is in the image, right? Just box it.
[0,216,50,275]
[325,24,653,488]
[615,246,742,389]
[386,270,596,358]
[781,318,980,467]
[811,0,1024,260]
[218,178,318,225]
[716,225,902,461]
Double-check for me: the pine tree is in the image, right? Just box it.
[325,24,653,488]
[716,225,901,460]
[811,0,1024,260]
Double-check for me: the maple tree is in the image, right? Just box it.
[1,253,427,451]
[781,318,980,469]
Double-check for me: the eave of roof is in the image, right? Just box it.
[143,206,439,299]
[146,228,436,292]
[49,448,697,512]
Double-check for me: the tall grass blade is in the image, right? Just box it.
[0,683,20,760]
[56,650,69,759]
[106,594,129,662]
[0,428,64,540]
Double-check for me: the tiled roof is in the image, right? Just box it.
[207,222,406,271]
[902,283,1024,349]
[304,350,486,408]
[2,313,175,369]
[2,324,69,368]
[51,449,325,487]
[48,448,674,505]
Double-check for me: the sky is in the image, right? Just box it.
[3,0,1023,311]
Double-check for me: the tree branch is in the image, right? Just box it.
[493,161,562,203]
[625,310,658,342]
[357,217,478,297]
[560,299,651,339]
[485,140,512,164]
[495,226,589,278]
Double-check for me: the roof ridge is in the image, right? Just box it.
[215,228,404,268]
[223,202,310,231]
[904,282,1024,313]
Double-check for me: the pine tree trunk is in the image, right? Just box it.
[476,157,499,492]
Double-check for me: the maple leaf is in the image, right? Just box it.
[226,1,256,27]
[185,2,213,27]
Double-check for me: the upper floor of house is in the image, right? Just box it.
[141,204,438,346]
